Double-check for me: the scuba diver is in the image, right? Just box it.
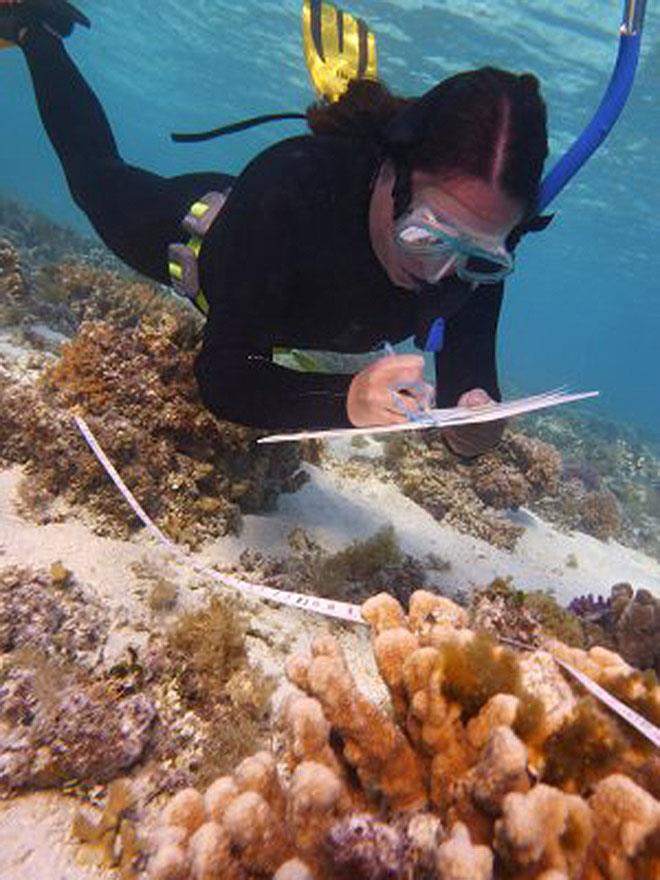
[0,0,646,454]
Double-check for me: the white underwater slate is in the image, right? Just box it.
[258,389,600,443]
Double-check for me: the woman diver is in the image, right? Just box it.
[0,0,550,455]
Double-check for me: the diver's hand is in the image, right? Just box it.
[347,353,434,427]
[441,387,506,457]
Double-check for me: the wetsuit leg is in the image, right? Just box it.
[20,27,234,285]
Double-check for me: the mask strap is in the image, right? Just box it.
[390,160,412,220]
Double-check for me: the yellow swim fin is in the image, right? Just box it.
[302,0,378,103]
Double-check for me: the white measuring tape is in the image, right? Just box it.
[499,637,660,749]
[73,416,659,749]
[554,658,660,748]
[73,416,365,626]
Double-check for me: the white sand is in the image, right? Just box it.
[213,462,660,603]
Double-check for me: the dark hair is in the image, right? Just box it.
[306,67,548,215]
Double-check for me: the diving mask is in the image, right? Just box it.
[394,205,515,285]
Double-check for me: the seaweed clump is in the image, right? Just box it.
[154,596,274,786]
[166,596,249,707]
[145,590,660,880]
[542,698,628,791]
[238,525,428,605]
[440,631,522,720]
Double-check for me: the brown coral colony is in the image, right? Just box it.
[148,591,660,880]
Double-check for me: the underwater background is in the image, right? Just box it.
[1,0,659,437]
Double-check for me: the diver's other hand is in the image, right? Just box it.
[347,353,434,427]
[0,0,90,45]
[441,387,506,457]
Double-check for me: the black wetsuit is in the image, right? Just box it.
[22,28,504,430]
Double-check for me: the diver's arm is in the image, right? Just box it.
[194,340,353,430]
[434,282,507,456]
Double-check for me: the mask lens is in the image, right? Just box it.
[458,249,513,283]
[397,224,453,253]
[463,255,507,275]
[395,206,514,284]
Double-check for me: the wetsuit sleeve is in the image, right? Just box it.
[433,283,504,406]
[194,162,353,431]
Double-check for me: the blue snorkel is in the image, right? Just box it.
[418,0,649,356]
[538,0,648,211]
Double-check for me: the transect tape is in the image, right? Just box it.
[554,658,660,748]
[74,416,659,749]
[500,637,660,749]
[73,416,365,626]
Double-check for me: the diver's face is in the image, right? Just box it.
[369,164,525,289]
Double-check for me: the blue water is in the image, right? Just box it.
[2,0,659,436]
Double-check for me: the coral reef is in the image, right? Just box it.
[568,583,660,674]
[377,427,625,549]
[379,431,532,550]
[525,406,660,561]
[535,478,623,543]
[0,311,304,545]
[0,237,28,325]
[0,231,305,545]
[237,525,429,606]
[0,566,156,793]
[146,589,660,879]
[0,563,108,664]
[472,578,659,677]
[329,413,657,553]
[0,196,119,270]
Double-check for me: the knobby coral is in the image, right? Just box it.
[146,590,659,879]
